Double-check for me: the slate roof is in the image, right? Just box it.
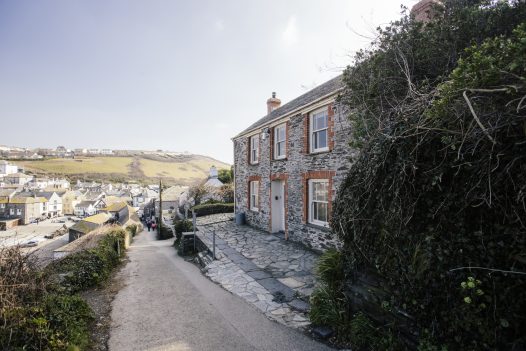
[77,200,96,208]
[69,220,102,234]
[101,201,128,212]
[234,74,344,138]
[83,213,111,224]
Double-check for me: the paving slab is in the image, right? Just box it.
[196,217,322,332]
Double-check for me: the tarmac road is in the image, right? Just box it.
[109,228,331,351]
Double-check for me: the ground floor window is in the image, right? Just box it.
[309,179,329,226]
[16,208,22,216]
[250,181,259,211]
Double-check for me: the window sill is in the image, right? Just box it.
[309,149,330,155]
[249,208,259,213]
[306,222,331,232]
[249,162,260,166]
[272,157,287,162]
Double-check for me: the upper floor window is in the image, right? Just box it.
[274,124,286,159]
[250,135,259,164]
[310,108,329,153]
[309,179,329,227]
[250,181,259,211]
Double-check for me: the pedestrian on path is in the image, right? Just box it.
[146,220,151,232]
[151,222,157,231]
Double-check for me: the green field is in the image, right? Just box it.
[17,156,230,185]
[18,157,132,174]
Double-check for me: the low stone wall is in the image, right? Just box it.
[0,218,20,231]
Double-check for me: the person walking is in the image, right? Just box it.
[151,221,157,232]
[146,219,151,232]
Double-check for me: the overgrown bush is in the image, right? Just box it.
[191,202,234,217]
[173,218,194,241]
[1,228,127,349]
[157,223,174,240]
[331,1,526,349]
[51,228,125,293]
[126,223,141,237]
[310,250,352,339]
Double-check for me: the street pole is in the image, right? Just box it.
[158,178,162,237]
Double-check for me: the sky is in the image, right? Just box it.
[0,0,418,164]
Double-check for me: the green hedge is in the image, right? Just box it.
[191,202,234,217]
[1,228,126,350]
[51,228,125,293]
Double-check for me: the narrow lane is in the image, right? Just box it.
[109,229,331,351]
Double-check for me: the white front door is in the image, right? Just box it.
[271,180,285,233]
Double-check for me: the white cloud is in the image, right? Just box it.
[281,15,298,44]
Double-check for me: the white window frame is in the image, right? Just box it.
[0,203,4,209]
[310,108,329,153]
[250,135,259,164]
[250,181,259,212]
[274,124,287,160]
[16,208,22,216]
[9,208,14,215]
[308,179,329,227]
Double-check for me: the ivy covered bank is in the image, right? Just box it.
[310,1,526,350]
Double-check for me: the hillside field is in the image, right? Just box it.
[16,155,230,185]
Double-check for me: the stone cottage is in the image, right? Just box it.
[232,74,353,251]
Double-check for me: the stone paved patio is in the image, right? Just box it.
[194,214,320,330]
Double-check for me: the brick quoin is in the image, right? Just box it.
[302,170,336,224]
[302,114,309,154]
[285,121,290,159]
[328,103,335,151]
[269,173,289,237]
[269,126,274,161]
[248,175,261,211]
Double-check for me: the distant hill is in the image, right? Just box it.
[16,154,230,186]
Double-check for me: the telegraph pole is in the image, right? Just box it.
[158,178,162,237]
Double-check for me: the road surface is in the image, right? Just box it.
[109,229,331,351]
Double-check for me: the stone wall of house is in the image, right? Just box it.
[234,101,356,251]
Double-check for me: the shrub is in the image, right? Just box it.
[173,219,194,239]
[310,250,352,340]
[332,1,526,349]
[125,223,140,237]
[0,245,99,350]
[191,202,234,217]
[51,228,125,293]
[157,223,174,240]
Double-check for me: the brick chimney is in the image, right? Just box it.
[411,0,442,23]
[267,92,281,114]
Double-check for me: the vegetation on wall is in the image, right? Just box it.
[0,228,127,350]
[310,1,526,350]
[191,202,234,217]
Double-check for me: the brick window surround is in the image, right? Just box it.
[248,175,261,211]
[302,170,336,224]
[269,173,289,238]
[303,103,335,154]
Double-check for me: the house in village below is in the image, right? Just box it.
[0,196,47,224]
[232,75,353,251]
[4,172,33,185]
[74,200,97,217]
[61,190,82,215]
[68,213,111,242]
[0,160,19,176]
[99,201,129,224]
[17,191,63,218]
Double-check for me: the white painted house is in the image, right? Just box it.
[0,160,19,177]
